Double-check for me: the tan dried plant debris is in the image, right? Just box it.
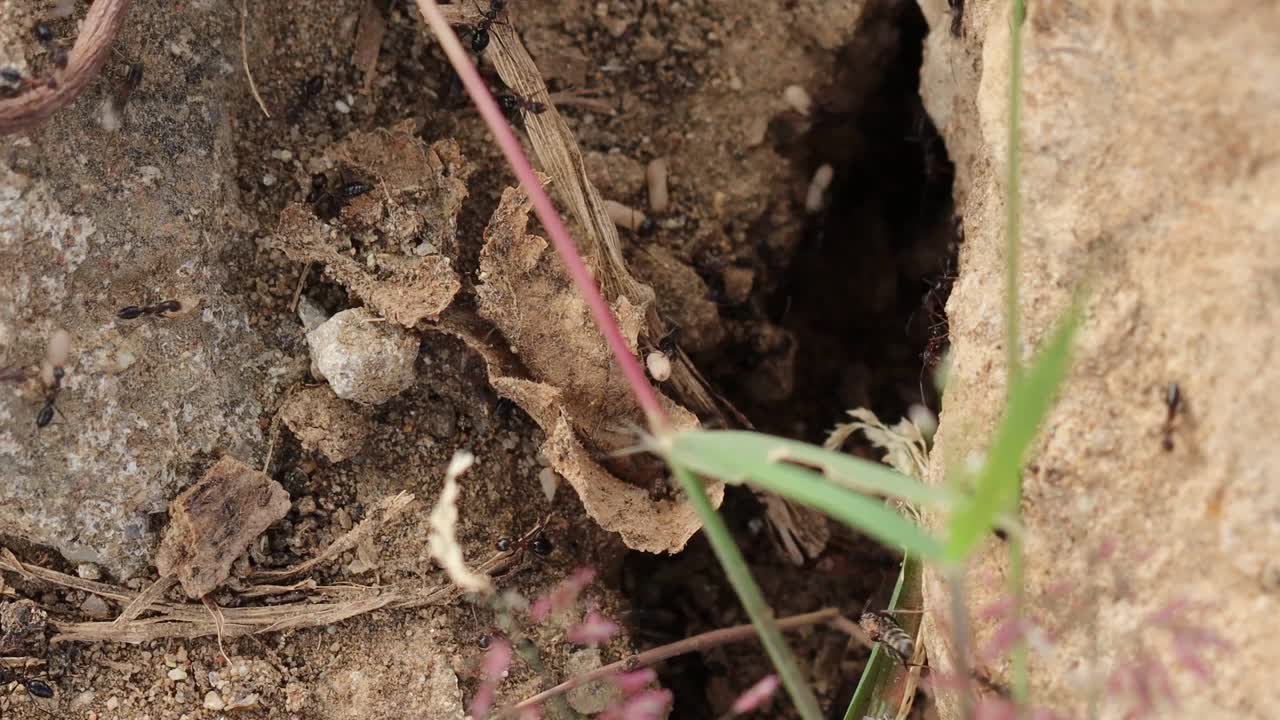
[426,451,491,594]
[273,122,468,327]
[278,385,370,462]
[825,408,930,482]
[155,456,292,599]
[251,491,415,582]
[0,516,537,644]
[436,5,724,424]
[436,186,717,554]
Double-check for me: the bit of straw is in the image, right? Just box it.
[427,451,491,594]
[411,0,667,433]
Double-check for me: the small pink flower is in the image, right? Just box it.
[530,568,596,622]
[973,697,1017,720]
[609,669,657,696]
[566,611,620,646]
[469,638,513,720]
[731,675,780,714]
[601,689,673,720]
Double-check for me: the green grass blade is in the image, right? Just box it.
[665,431,945,561]
[670,431,956,510]
[843,552,924,720]
[943,299,1081,564]
[669,462,825,720]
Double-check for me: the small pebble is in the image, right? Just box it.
[783,84,813,116]
[262,173,277,187]
[805,164,834,213]
[646,351,672,382]
[538,467,559,503]
[604,200,647,232]
[168,668,188,681]
[646,158,670,213]
[335,99,351,114]
[75,562,102,580]
[106,697,120,710]
[203,691,225,711]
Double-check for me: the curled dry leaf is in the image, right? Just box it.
[272,121,468,327]
[155,456,292,599]
[427,451,491,594]
[453,185,718,554]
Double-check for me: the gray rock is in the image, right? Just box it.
[565,649,622,715]
[306,308,419,405]
[0,0,272,578]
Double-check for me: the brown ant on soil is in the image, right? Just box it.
[116,299,184,320]
[1161,382,1182,451]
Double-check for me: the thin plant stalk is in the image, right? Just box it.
[412,3,820,717]
[1006,0,1030,713]
[670,464,824,720]
[412,0,667,432]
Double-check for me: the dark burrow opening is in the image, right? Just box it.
[622,1,959,717]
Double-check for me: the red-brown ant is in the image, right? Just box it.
[116,299,183,320]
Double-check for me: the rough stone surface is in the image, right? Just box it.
[0,0,276,579]
[306,308,419,405]
[565,648,622,715]
[155,456,292,599]
[918,1,1280,718]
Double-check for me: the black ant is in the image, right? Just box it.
[492,530,553,576]
[460,0,508,54]
[497,92,546,118]
[32,22,68,70]
[36,367,64,429]
[306,172,373,220]
[1161,382,1182,451]
[30,330,71,430]
[0,665,55,701]
[287,74,325,123]
[116,299,183,320]
[948,0,965,38]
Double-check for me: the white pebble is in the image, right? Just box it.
[306,308,419,405]
[783,84,813,116]
[646,351,672,382]
[272,149,294,161]
[646,158,670,213]
[106,697,120,710]
[335,99,351,114]
[203,691,226,711]
[805,164,834,213]
[262,174,277,187]
[76,562,102,580]
[538,467,560,503]
[168,668,188,681]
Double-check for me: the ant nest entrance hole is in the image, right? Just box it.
[621,0,959,715]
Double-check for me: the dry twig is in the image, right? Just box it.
[239,0,271,118]
[0,0,132,135]
[500,608,839,716]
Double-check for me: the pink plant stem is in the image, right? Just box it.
[413,0,670,433]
